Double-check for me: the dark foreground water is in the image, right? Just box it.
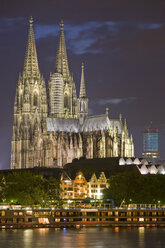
[0,227,165,248]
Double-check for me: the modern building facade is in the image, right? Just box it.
[11,18,134,169]
[143,121,159,159]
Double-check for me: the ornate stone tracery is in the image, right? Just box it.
[11,18,134,169]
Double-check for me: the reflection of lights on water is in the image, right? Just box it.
[139,227,145,248]
[23,229,33,248]
[38,228,49,234]
[139,227,145,233]
[115,227,119,232]
[23,229,33,237]
[63,227,66,232]
[54,228,61,231]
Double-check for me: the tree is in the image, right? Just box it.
[103,172,165,206]
[43,177,62,207]
[2,171,61,206]
[0,175,6,202]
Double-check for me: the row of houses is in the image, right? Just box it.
[60,158,165,200]
[60,171,109,199]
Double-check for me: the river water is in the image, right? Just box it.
[0,227,165,248]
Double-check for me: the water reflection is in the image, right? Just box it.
[23,230,33,248]
[138,227,145,248]
[0,228,165,248]
[38,228,49,235]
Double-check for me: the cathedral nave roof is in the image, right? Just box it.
[46,115,122,134]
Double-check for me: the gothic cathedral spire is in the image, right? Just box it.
[77,63,88,124]
[11,17,48,169]
[79,63,86,98]
[23,17,40,78]
[55,20,70,82]
[11,18,134,169]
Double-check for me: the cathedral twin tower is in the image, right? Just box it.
[11,18,134,169]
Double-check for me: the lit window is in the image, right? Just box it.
[55,218,60,222]
[38,218,50,224]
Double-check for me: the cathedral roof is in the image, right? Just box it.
[46,115,122,134]
[47,117,79,133]
[83,115,110,131]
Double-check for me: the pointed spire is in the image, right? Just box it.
[106,107,109,117]
[124,118,127,129]
[55,20,70,81]
[119,113,122,121]
[23,17,40,78]
[79,63,86,98]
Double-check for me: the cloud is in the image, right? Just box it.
[35,22,103,54]
[35,24,58,39]
[97,97,136,105]
[138,23,164,30]
[34,20,165,55]
[35,22,102,39]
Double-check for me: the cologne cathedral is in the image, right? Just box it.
[11,18,134,169]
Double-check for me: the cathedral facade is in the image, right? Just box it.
[11,18,134,169]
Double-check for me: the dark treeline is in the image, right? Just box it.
[1,169,164,208]
[104,172,165,206]
[0,171,61,206]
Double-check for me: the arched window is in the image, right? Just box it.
[64,94,69,108]
[82,102,85,112]
[33,92,38,106]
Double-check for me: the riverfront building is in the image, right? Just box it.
[61,171,109,199]
[11,17,134,169]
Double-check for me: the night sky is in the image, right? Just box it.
[0,0,165,169]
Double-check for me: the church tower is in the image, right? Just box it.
[77,63,88,124]
[49,21,77,118]
[11,18,134,169]
[11,17,48,169]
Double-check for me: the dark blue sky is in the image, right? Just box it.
[0,0,165,169]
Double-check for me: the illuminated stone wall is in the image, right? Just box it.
[11,18,134,169]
